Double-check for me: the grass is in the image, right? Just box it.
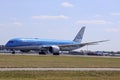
[0,54,119,80]
[0,54,119,68]
[0,71,119,80]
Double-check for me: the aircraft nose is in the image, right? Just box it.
[5,41,14,47]
[5,43,10,47]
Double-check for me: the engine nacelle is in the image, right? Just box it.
[49,45,60,55]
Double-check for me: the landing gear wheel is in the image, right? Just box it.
[12,51,15,54]
[39,52,46,55]
[53,53,59,55]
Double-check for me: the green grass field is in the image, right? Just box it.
[0,71,119,80]
[0,54,120,80]
[0,54,120,68]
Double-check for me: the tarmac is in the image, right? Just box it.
[0,68,120,71]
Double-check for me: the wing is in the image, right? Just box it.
[59,40,109,51]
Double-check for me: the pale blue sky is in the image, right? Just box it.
[0,0,120,51]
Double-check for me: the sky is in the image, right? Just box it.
[0,0,120,51]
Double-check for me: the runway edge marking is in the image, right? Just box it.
[0,68,120,71]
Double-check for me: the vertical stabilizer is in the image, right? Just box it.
[73,27,85,43]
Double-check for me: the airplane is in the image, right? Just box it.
[5,27,109,55]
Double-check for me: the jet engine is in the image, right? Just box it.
[49,45,60,55]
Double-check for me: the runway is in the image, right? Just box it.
[0,53,120,58]
[0,68,120,71]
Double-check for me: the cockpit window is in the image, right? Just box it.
[9,41,14,43]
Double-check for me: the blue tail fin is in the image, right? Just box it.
[73,27,85,43]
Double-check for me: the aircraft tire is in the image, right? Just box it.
[12,51,15,54]
[39,52,46,55]
[53,53,59,55]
